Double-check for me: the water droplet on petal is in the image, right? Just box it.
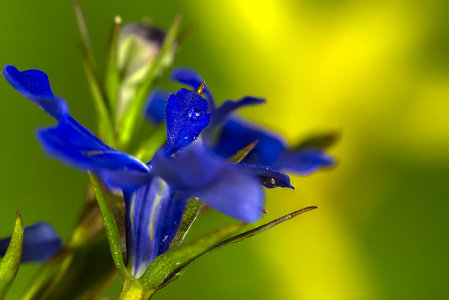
[263,177,276,187]
[187,108,203,121]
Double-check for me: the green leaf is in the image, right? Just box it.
[104,16,122,118]
[139,220,245,290]
[209,206,318,252]
[0,211,24,299]
[134,123,167,162]
[72,0,98,74]
[79,45,115,146]
[118,15,181,149]
[88,173,129,279]
[295,131,340,150]
[169,198,203,250]
[73,0,115,146]
[228,140,258,163]
[139,206,317,293]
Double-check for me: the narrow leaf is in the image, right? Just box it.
[139,221,244,289]
[72,0,98,74]
[88,173,129,279]
[104,16,122,117]
[0,212,24,298]
[140,206,317,292]
[295,131,340,150]
[210,206,318,252]
[79,45,115,146]
[228,141,258,163]
[169,198,203,250]
[73,0,115,145]
[118,15,181,148]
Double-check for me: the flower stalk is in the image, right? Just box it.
[120,279,156,300]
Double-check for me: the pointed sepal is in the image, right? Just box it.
[228,141,258,163]
[104,16,122,116]
[294,131,340,150]
[0,212,24,298]
[72,0,98,74]
[169,198,203,250]
[209,206,317,251]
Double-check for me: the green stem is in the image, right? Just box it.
[119,279,156,300]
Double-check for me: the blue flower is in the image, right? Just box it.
[145,67,335,175]
[125,143,265,277]
[3,65,152,192]
[0,222,62,263]
[2,65,279,278]
[213,117,335,175]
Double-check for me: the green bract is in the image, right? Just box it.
[0,212,24,299]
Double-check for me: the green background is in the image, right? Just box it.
[0,0,448,299]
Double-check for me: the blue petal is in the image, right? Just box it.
[214,118,335,176]
[171,68,215,108]
[37,115,151,191]
[152,143,265,222]
[3,65,68,120]
[213,118,286,166]
[211,96,266,126]
[190,166,264,223]
[124,178,188,278]
[237,164,294,189]
[144,89,170,125]
[153,192,188,257]
[152,142,223,190]
[274,148,336,175]
[0,222,62,263]
[165,89,211,155]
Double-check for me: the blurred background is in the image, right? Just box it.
[0,0,448,299]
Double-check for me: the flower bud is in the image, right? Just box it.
[116,23,176,117]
